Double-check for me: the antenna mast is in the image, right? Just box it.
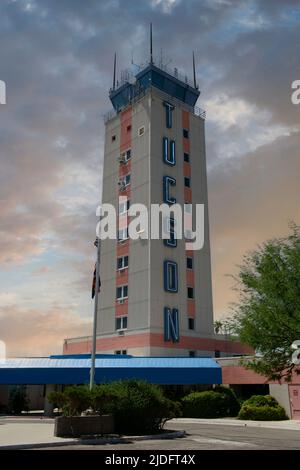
[113,52,116,90]
[150,23,153,64]
[192,51,197,89]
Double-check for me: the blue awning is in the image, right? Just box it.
[0,356,221,385]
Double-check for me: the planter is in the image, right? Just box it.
[54,415,114,437]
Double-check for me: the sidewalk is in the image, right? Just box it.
[0,416,184,449]
[172,417,300,431]
[0,417,74,448]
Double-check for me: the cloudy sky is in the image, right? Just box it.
[0,0,299,357]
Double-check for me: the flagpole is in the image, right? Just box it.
[89,234,101,391]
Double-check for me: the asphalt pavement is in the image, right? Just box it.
[24,418,300,450]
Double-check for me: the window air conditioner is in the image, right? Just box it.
[118,153,126,164]
[118,180,126,191]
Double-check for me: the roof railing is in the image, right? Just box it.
[112,60,198,92]
[103,86,206,123]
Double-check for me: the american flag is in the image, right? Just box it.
[91,263,101,299]
[92,239,101,298]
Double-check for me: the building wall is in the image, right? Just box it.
[64,86,249,358]
[269,384,291,419]
[0,385,45,411]
[63,332,252,356]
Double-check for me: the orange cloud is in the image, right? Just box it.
[0,306,91,357]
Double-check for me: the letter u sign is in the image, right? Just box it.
[163,137,176,166]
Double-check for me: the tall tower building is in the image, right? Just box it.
[64,46,250,358]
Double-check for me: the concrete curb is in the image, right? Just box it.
[0,430,185,450]
[171,418,300,430]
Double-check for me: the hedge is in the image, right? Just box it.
[182,387,240,418]
[238,404,287,420]
[238,395,288,421]
[242,395,278,408]
[48,385,91,417]
[95,380,182,434]
[49,380,182,434]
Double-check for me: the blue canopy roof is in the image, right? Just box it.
[0,356,221,385]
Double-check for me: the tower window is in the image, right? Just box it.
[183,129,189,139]
[184,177,191,188]
[126,124,131,133]
[188,318,195,330]
[116,285,128,300]
[184,153,190,162]
[118,228,129,241]
[138,126,145,136]
[119,149,131,164]
[124,174,131,186]
[187,287,194,299]
[112,135,116,142]
[163,101,174,128]
[115,316,128,330]
[119,199,130,215]
[186,257,193,270]
[119,173,131,189]
[117,255,129,270]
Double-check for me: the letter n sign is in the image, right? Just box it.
[164,307,179,342]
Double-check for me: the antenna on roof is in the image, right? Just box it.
[150,23,153,65]
[113,52,117,91]
[192,51,197,89]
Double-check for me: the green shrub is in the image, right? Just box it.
[162,398,182,426]
[244,395,278,408]
[213,386,240,416]
[238,395,288,421]
[8,386,29,414]
[47,391,66,410]
[238,404,287,421]
[90,384,121,415]
[182,388,240,418]
[48,386,91,416]
[49,380,181,434]
[98,380,181,434]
